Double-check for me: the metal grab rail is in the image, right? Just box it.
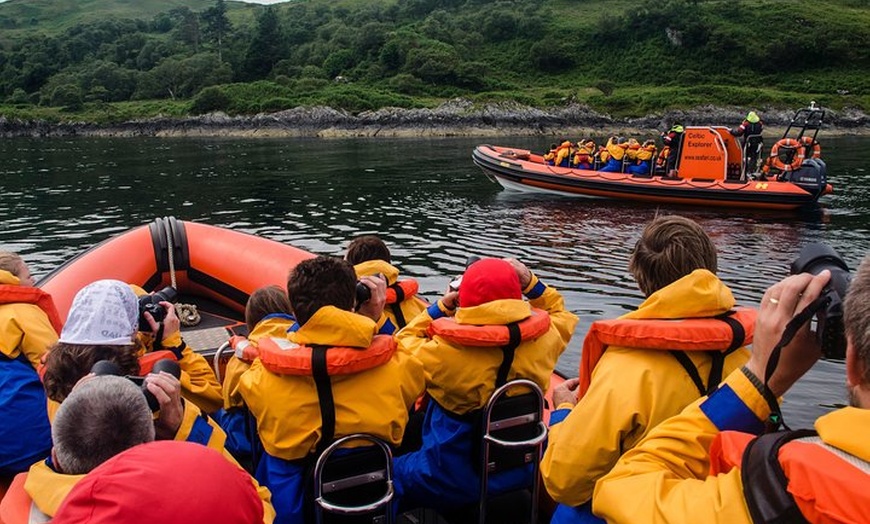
[212,340,232,384]
[314,433,395,524]
[478,379,547,524]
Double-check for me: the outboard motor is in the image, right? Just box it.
[783,158,828,198]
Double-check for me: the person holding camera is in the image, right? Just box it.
[593,252,869,523]
[541,216,753,524]
[130,284,224,415]
[0,252,61,481]
[345,235,428,332]
[392,257,578,512]
[42,280,226,448]
[231,256,425,524]
[0,375,156,523]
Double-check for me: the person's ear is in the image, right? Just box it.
[845,336,864,388]
[51,447,63,473]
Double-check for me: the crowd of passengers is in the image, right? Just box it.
[0,215,868,523]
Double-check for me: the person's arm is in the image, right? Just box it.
[394,290,457,356]
[12,304,59,368]
[148,303,223,414]
[593,271,830,524]
[541,351,652,506]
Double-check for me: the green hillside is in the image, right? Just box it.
[0,0,868,122]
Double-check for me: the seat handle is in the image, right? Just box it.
[483,422,548,448]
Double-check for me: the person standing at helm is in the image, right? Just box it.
[661,123,685,176]
[346,235,427,332]
[0,252,60,482]
[730,111,765,174]
[540,215,752,524]
[393,257,577,512]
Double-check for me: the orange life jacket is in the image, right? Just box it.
[256,335,396,376]
[0,472,49,524]
[386,279,419,305]
[138,350,178,374]
[427,307,551,347]
[577,308,756,399]
[710,429,870,523]
[0,285,63,334]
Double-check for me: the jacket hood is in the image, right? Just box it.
[455,298,532,326]
[354,260,400,285]
[52,441,263,524]
[25,460,84,516]
[249,315,296,344]
[0,269,21,286]
[291,305,376,348]
[816,407,870,462]
[623,269,734,320]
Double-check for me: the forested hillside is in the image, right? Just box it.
[0,0,868,122]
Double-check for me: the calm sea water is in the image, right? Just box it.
[2,134,868,426]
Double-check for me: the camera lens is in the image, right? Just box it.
[790,243,851,360]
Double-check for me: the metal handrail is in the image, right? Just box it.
[212,341,232,384]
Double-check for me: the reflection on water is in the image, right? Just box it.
[2,135,869,427]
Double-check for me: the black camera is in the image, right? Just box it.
[355,281,371,306]
[790,243,851,360]
[91,359,182,412]
[137,286,179,332]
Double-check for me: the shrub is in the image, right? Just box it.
[190,86,231,114]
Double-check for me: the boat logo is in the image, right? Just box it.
[755,182,769,190]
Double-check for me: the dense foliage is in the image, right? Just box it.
[0,0,868,120]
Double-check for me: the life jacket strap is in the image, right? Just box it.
[741,429,816,524]
[670,311,746,396]
[495,322,522,388]
[311,345,336,456]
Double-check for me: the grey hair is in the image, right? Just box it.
[52,375,155,474]
[0,252,24,275]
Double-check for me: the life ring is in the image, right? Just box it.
[800,136,821,159]
[768,138,804,172]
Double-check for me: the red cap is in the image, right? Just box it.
[458,258,522,308]
[53,441,264,524]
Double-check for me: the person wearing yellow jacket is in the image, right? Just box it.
[346,235,428,331]
[232,256,425,524]
[129,284,223,414]
[594,256,869,523]
[541,216,751,524]
[599,136,629,172]
[217,285,295,459]
[0,253,60,479]
[393,257,577,512]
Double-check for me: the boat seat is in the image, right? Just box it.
[313,434,396,524]
[471,379,548,524]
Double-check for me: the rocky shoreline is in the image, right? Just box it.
[1,99,869,138]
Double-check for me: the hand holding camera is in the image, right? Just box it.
[355,274,387,323]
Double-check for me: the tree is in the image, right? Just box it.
[242,7,285,80]
[202,0,232,61]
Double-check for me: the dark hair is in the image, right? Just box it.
[346,235,391,265]
[287,256,355,326]
[245,285,292,332]
[43,341,142,403]
[629,215,717,296]
[845,255,870,383]
[52,376,154,474]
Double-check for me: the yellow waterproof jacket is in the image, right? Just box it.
[540,270,749,506]
[0,270,59,368]
[592,370,870,523]
[139,331,223,414]
[354,260,427,330]
[605,137,626,162]
[223,315,295,409]
[636,144,657,162]
[236,306,425,460]
[555,141,574,166]
[396,274,577,415]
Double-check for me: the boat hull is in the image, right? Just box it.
[473,145,825,210]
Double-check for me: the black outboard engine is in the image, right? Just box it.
[782,158,827,198]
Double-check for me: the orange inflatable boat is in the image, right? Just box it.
[38,216,314,357]
[473,108,833,210]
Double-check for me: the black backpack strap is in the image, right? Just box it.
[495,322,522,388]
[669,350,707,397]
[742,429,816,524]
[311,345,335,456]
[388,283,408,329]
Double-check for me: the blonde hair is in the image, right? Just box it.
[0,252,25,276]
